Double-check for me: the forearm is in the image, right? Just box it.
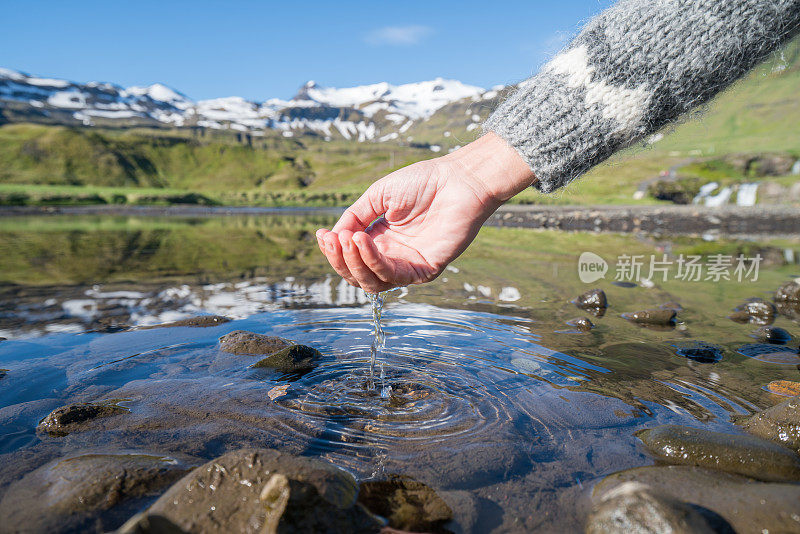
[485,0,800,193]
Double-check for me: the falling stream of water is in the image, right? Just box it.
[366,291,391,397]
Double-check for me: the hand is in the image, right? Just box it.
[316,132,535,293]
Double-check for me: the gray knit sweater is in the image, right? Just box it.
[484,0,800,193]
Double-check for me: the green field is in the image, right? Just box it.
[0,38,797,207]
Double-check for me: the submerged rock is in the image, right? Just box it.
[146,449,382,534]
[218,330,293,355]
[0,368,7,380]
[622,309,676,326]
[636,424,800,482]
[753,326,792,344]
[729,299,776,325]
[671,341,723,363]
[586,483,718,534]
[142,315,231,329]
[594,465,800,534]
[0,453,189,533]
[37,401,128,437]
[567,317,595,332]
[251,344,322,373]
[358,474,453,533]
[775,280,800,302]
[573,289,608,314]
[738,395,800,453]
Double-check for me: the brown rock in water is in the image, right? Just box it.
[218,330,293,355]
[141,315,231,329]
[775,280,800,302]
[738,395,800,454]
[358,474,453,533]
[145,449,382,534]
[0,453,189,533]
[0,369,7,380]
[37,401,128,437]
[766,380,800,397]
[252,344,322,373]
[567,317,595,332]
[573,289,607,310]
[593,465,800,534]
[622,309,676,326]
[753,326,792,344]
[636,424,800,482]
[586,483,718,534]
[729,299,776,325]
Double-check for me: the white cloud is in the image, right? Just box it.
[364,25,432,46]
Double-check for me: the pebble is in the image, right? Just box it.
[37,401,128,437]
[573,289,607,311]
[753,326,792,344]
[566,317,595,332]
[729,299,776,325]
[636,424,800,482]
[622,309,676,326]
[218,330,293,355]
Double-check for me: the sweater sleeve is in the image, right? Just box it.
[483,0,800,193]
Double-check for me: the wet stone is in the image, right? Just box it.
[0,453,189,533]
[586,483,719,534]
[37,401,129,437]
[358,474,453,533]
[729,299,776,325]
[636,424,800,482]
[752,325,792,344]
[573,289,608,311]
[251,344,323,373]
[738,395,800,454]
[622,309,676,326]
[567,317,595,332]
[146,448,383,534]
[142,315,231,329]
[218,330,293,355]
[671,341,723,363]
[594,465,800,534]
[775,280,800,302]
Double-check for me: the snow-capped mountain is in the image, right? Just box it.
[0,67,498,142]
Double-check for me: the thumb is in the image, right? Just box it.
[332,182,386,233]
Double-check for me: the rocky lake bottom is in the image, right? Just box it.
[0,212,799,533]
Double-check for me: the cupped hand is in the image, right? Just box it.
[316,133,535,293]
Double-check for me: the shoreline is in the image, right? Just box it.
[1,204,799,238]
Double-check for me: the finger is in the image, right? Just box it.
[322,232,357,286]
[332,184,385,234]
[339,231,392,293]
[352,232,397,283]
[315,228,328,255]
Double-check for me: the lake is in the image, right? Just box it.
[1,212,799,532]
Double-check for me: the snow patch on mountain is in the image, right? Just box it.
[0,67,492,143]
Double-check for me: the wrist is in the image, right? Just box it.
[444,132,536,204]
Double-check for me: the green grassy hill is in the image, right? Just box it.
[0,37,798,207]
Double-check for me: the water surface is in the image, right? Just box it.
[0,214,798,532]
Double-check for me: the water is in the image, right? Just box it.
[0,213,799,532]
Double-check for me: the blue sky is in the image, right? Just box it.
[2,0,612,101]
